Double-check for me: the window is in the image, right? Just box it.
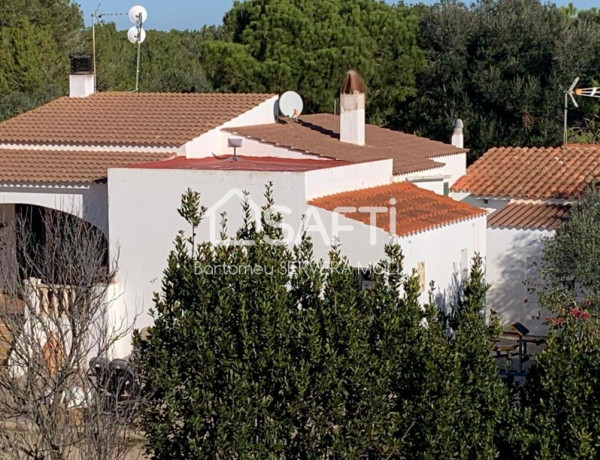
[355,268,375,291]
[417,261,426,293]
[443,181,450,196]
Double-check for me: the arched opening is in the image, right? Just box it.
[14,204,109,284]
[0,205,111,365]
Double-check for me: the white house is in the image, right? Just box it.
[451,144,600,335]
[0,67,485,355]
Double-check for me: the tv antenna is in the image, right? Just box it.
[127,5,148,92]
[91,4,126,91]
[227,138,243,161]
[564,77,600,144]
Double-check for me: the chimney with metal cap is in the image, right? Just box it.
[69,54,95,98]
[340,69,366,146]
[451,119,464,149]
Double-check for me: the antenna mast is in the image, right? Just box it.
[564,77,600,144]
[91,5,125,92]
[128,5,148,92]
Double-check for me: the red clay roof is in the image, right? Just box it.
[128,155,348,172]
[0,92,275,148]
[488,202,571,230]
[452,145,600,199]
[226,114,465,175]
[0,149,174,183]
[309,181,485,236]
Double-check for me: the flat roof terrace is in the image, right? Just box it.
[127,155,350,172]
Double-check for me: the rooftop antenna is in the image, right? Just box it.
[279,91,303,122]
[127,5,148,92]
[564,77,580,145]
[228,138,243,161]
[91,4,126,92]
[564,77,600,144]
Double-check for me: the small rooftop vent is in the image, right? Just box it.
[69,54,93,74]
[69,54,94,97]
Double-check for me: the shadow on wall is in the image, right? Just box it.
[431,267,463,316]
[487,230,550,336]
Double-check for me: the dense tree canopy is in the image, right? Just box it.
[399,0,600,159]
[136,188,507,458]
[4,0,600,157]
[498,187,600,460]
[201,0,423,125]
[0,0,82,119]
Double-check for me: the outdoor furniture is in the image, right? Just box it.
[494,343,518,359]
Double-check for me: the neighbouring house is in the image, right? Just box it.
[451,144,600,335]
[0,64,485,355]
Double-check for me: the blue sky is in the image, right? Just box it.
[78,0,599,32]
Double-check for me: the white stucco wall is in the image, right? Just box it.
[182,96,279,158]
[108,163,486,355]
[461,194,509,215]
[0,183,108,235]
[304,160,392,200]
[430,153,467,186]
[407,178,445,195]
[308,207,486,307]
[218,136,327,160]
[486,227,551,336]
[108,167,309,354]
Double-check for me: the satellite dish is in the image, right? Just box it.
[127,26,146,44]
[128,5,148,24]
[279,91,303,120]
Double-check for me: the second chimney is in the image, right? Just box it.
[451,119,464,149]
[69,54,95,98]
[340,70,366,146]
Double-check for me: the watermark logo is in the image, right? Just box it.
[204,188,399,247]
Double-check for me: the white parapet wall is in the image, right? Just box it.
[108,166,309,355]
[304,159,393,200]
[430,152,467,187]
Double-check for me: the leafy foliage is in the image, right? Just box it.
[500,187,600,460]
[0,0,82,120]
[538,185,600,306]
[507,315,600,460]
[398,0,600,160]
[6,0,600,159]
[136,188,507,458]
[200,0,424,125]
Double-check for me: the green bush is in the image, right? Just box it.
[135,187,507,458]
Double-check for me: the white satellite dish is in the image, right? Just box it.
[127,26,146,44]
[128,5,148,24]
[279,91,303,120]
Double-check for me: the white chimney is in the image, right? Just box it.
[69,55,95,98]
[451,119,464,149]
[340,70,366,146]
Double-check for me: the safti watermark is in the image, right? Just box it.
[205,188,399,247]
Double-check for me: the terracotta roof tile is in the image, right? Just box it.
[488,202,571,230]
[309,182,485,236]
[0,149,174,183]
[227,114,466,175]
[452,145,600,199]
[0,92,275,148]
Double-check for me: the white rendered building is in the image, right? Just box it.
[0,69,485,355]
